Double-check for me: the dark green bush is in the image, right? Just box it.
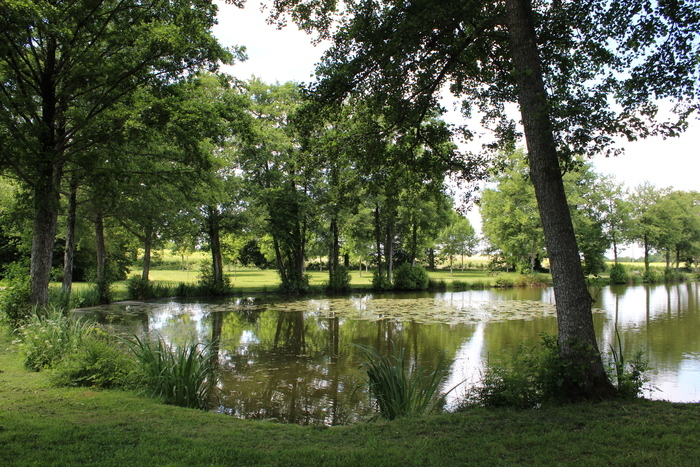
[372,270,392,291]
[392,263,429,291]
[326,265,351,293]
[608,263,628,284]
[643,268,661,283]
[127,275,153,300]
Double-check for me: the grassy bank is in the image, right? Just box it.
[2,330,700,466]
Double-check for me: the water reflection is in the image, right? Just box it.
[74,283,700,425]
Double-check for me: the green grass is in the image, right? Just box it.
[2,329,700,466]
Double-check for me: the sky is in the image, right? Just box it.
[212,1,698,238]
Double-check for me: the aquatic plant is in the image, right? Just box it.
[127,335,218,410]
[354,343,452,420]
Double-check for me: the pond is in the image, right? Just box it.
[74,282,700,424]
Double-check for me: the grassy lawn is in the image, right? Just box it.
[2,329,700,466]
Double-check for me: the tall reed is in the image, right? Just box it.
[354,344,452,420]
[127,335,218,410]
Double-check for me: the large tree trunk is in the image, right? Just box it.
[505,0,614,399]
[61,175,78,294]
[386,214,394,283]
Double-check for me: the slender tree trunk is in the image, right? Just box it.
[505,0,613,398]
[141,224,153,282]
[374,204,383,280]
[644,234,650,271]
[207,206,224,287]
[411,221,418,267]
[386,216,394,283]
[62,176,78,294]
[612,231,619,264]
[94,207,109,304]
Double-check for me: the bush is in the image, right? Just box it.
[608,263,628,284]
[0,279,32,329]
[514,273,549,287]
[466,335,562,409]
[51,330,137,389]
[427,279,447,292]
[494,275,515,288]
[371,270,392,291]
[392,263,429,291]
[127,275,153,300]
[326,265,351,293]
[126,335,218,410]
[451,280,469,291]
[18,307,95,371]
[354,344,452,420]
[197,263,231,296]
[642,268,661,283]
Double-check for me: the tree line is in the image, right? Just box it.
[2,0,698,400]
[481,150,700,276]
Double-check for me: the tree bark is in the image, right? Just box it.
[94,207,109,304]
[206,206,224,287]
[141,223,153,282]
[61,175,78,294]
[505,0,614,398]
[374,204,383,280]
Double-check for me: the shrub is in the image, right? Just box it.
[427,279,447,292]
[354,344,452,420]
[326,265,351,293]
[127,275,153,300]
[18,307,94,371]
[371,270,392,291]
[126,335,218,410]
[466,335,562,409]
[608,263,628,284]
[643,268,661,283]
[197,263,232,296]
[51,330,137,389]
[392,263,429,291]
[451,280,469,291]
[0,279,32,329]
[494,275,515,288]
[514,273,549,287]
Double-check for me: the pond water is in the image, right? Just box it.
[74,282,700,424]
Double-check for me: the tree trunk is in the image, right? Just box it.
[410,221,418,267]
[374,204,383,280]
[644,234,650,271]
[207,206,224,287]
[30,40,63,307]
[386,216,394,283]
[62,176,78,294]
[505,0,614,398]
[94,207,109,304]
[141,224,153,282]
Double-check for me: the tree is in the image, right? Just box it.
[436,211,478,274]
[0,0,231,305]
[267,0,699,397]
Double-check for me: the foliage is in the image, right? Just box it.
[371,270,393,291]
[494,276,515,288]
[354,344,452,420]
[197,262,232,296]
[0,272,32,329]
[17,307,94,371]
[51,330,137,389]
[392,264,430,291]
[513,274,549,287]
[126,335,218,410]
[643,268,662,283]
[607,328,650,400]
[468,333,650,409]
[467,335,564,409]
[326,265,351,293]
[427,279,447,292]
[609,264,629,285]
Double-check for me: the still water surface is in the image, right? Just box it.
[76,282,700,424]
